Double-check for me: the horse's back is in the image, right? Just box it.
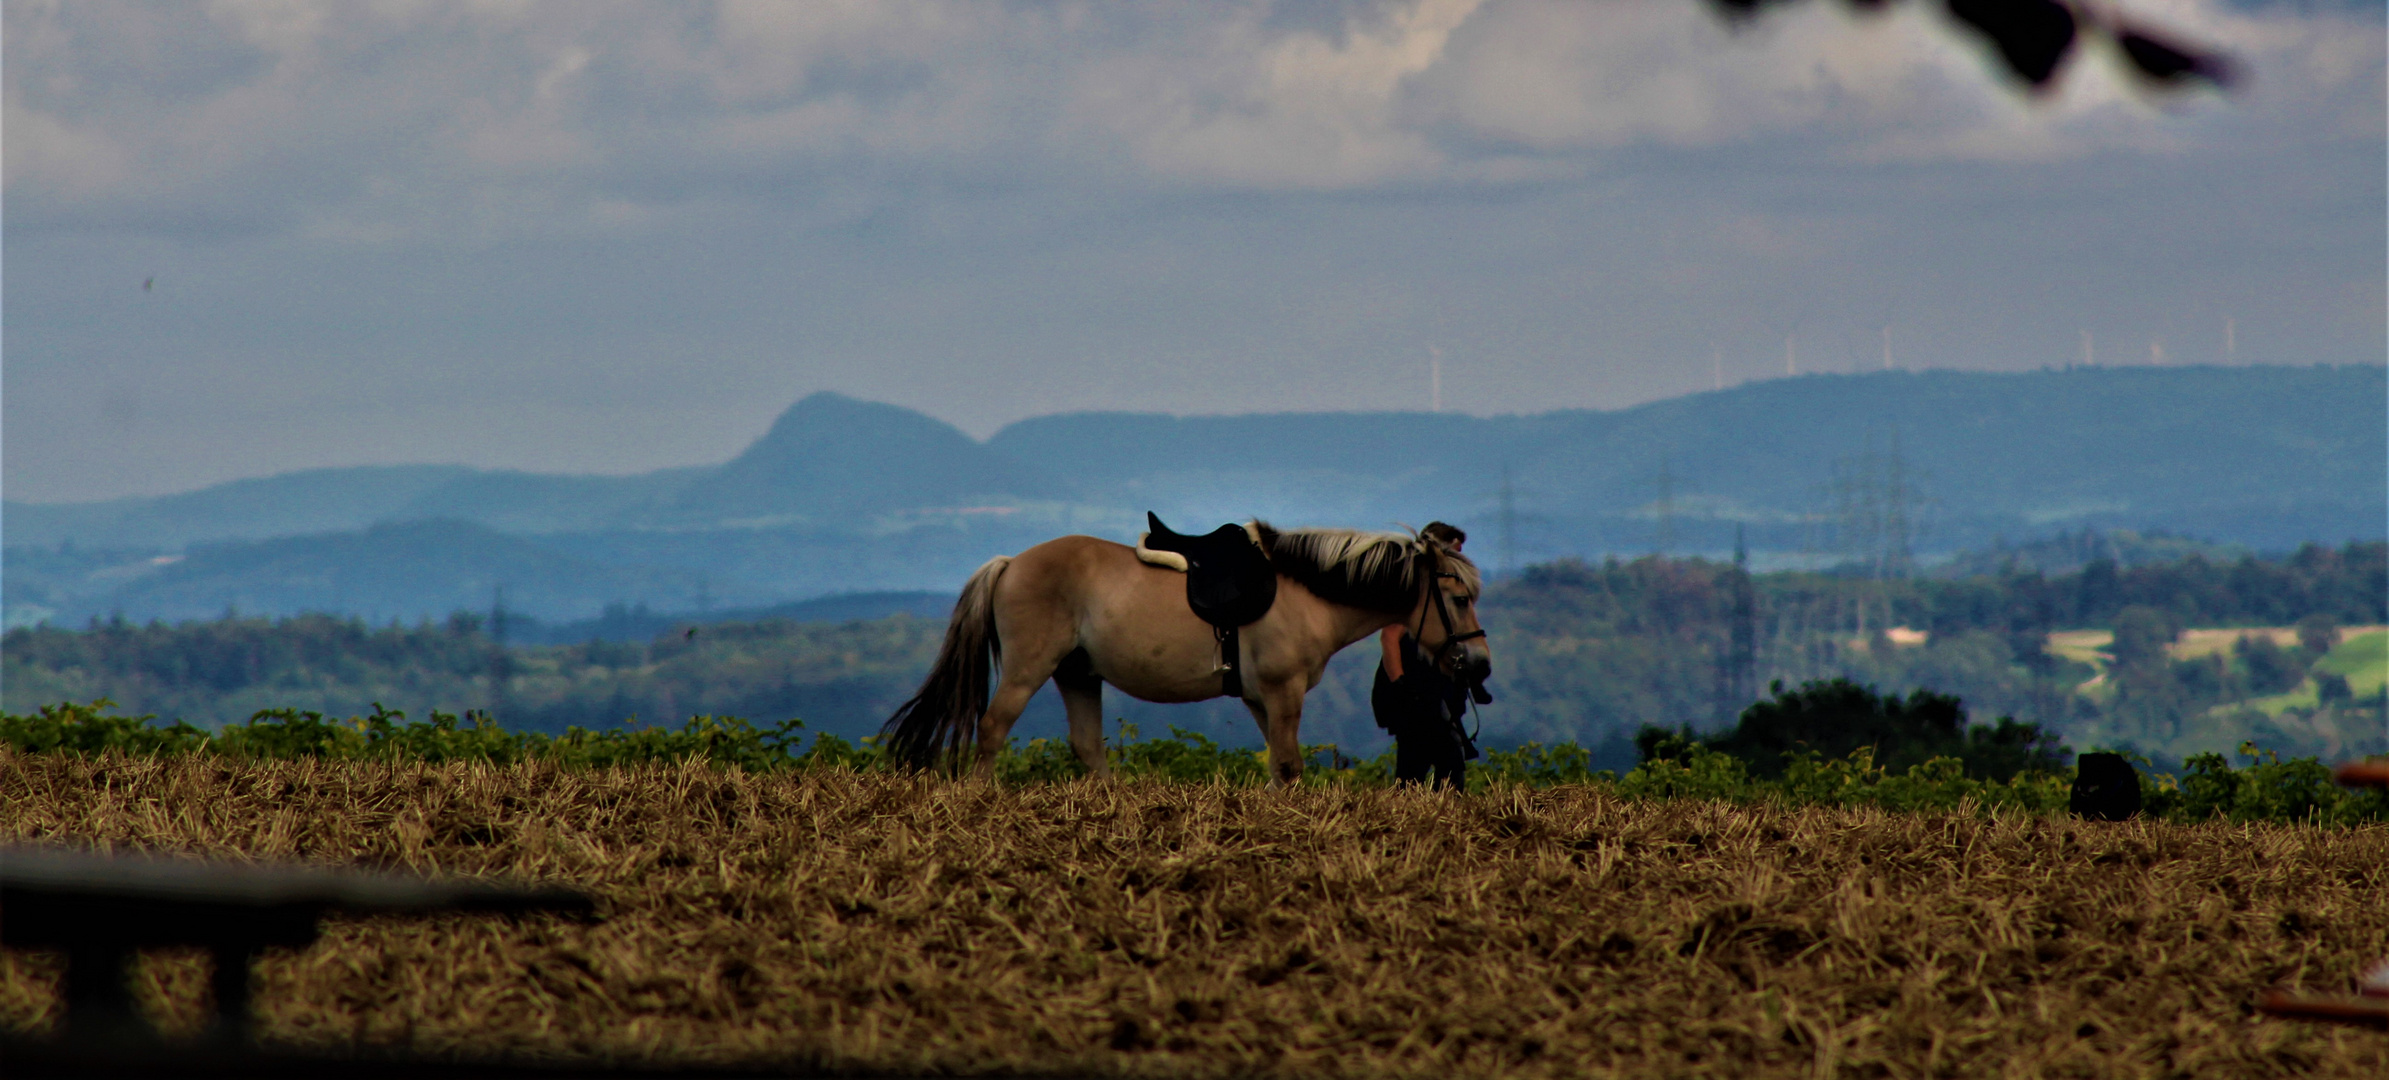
[1001,534,1226,701]
[994,535,1173,618]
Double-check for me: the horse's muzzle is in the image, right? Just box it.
[1455,639,1493,702]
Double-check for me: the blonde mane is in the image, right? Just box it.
[1258,523,1480,614]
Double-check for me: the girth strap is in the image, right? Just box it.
[1216,624,1244,700]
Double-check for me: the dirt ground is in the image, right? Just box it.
[3,751,2385,1078]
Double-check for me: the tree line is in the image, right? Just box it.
[4,539,2381,764]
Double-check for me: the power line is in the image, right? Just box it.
[1498,464,1518,577]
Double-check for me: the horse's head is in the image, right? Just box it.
[1409,535,1493,697]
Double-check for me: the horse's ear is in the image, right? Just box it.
[1249,520,1278,556]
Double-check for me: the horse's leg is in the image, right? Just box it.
[1246,680,1308,787]
[972,675,1041,781]
[1056,660,1111,779]
[974,624,1082,782]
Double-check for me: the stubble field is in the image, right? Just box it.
[2,750,2384,1078]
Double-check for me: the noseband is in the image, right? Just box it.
[1411,558,1487,681]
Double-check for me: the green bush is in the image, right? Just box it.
[1613,743,1754,803]
[0,699,209,757]
[996,736,1093,786]
[1111,723,1272,785]
[215,707,383,761]
[1475,741,1607,788]
[2170,742,2385,826]
[4,700,2380,825]
[1704,678,2069,780]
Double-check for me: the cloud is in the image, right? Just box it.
[5,0,2376,240]
[2,1,2378,503]
[1413,0,2380,165]
[1067,0,1482,188]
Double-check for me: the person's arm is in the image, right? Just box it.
[1379,625,1405,681]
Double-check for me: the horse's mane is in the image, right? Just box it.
[1255,522,1480,614]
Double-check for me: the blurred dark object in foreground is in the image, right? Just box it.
[0,845,600,1076]
[2069,752,2143,821]
[2252,760,2389,1030]
[2334,759,2389,790]
[1708,0,2234,91]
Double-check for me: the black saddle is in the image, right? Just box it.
[1145,513,1278,629]
[1145,512,1278,699]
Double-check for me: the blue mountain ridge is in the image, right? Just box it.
[5,365,2381,625]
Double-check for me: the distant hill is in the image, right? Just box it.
[1928,529,2255,579]
[993,364,2384,552]
[7,465,481,549]
[518,590,956,645]
[656,393,1063,529]
[2,465,703,549]
[5,367,2382,625]
[20,520,697,626]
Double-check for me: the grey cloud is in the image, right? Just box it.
[1,0,2380,503]
[10,0,2377,239]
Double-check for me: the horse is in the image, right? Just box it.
[881,523,1491,785]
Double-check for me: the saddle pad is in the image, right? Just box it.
[1135,535,1189,571]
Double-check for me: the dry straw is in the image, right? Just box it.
[3,750,2384,1077]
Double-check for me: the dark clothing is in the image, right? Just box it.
[1372,632,1476,790]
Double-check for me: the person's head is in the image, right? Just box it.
[1421,521,1466,552]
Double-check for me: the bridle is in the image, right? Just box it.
[1410,548,1491,705]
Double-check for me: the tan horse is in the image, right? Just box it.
[883,524,1491,785]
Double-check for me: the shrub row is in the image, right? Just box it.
[5,699,2383,826]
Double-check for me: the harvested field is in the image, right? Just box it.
[3,750,2385,1077]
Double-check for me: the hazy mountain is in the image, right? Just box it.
[4,511,1072,627]
[995,364,2385,555]
[1928,529,2255,580]
[5,465,478,550]
[389,467,704,534]
[50,520,697,625]
[655,392,1064,529]
[6,366,2381,626]
[515,590,956,646]
[2,465,704,549]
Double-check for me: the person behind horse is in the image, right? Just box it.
[1373,521,1476,789]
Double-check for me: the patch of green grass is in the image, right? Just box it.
[2316,629,2388,695]
[2243,629,2389,714]
[2245,684,2320,716]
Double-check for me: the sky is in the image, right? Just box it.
[4,0,2382,504]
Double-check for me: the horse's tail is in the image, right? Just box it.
[881,555,1010,769]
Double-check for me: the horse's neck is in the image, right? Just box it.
[1318,597,1408,652]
